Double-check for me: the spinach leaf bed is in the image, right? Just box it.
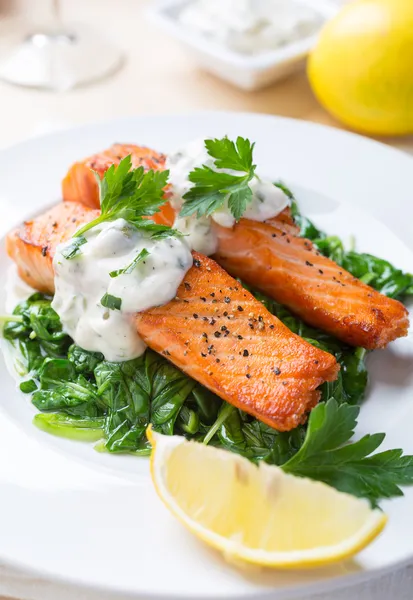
[3,290,368,459]
[2,199,413,505]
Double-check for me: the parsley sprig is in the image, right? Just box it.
[180,136,256,221]
[282,399,413,506]
[63,155,182,261]
[74,155,172,239]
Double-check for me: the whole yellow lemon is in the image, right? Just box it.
[308,0,413,136]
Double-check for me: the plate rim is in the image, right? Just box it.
[1,110,413,600]
[3,109,413,163]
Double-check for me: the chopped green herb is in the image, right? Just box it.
[109,248,150,278]
[60,236,87,260]
[100,294,122,311]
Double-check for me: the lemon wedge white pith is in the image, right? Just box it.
[148,427,387,568]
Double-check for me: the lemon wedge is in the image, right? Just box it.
[148,427,387,568]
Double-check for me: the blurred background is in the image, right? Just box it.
[0,0,412,153]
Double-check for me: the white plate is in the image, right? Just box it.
[0,112,412,600]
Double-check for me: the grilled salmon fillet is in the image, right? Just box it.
[213,218,409,349]
[137,252,338,431]
[63,144,408,348]
[6,202,100,293]
[6,202,339,431]
[62,143,175,226]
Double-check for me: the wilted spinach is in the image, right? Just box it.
[2,293,72,389]
[32,358,100,417]
[3,290,368,462]
[2,197,411,461]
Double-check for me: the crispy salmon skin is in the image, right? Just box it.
[213,217,409,349]
[6,202,339,431]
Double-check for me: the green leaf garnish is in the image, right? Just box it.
[101,294,122,311]
[282,399,413,506]
[180,136,256,221]
[133,221,183,240]
[74,155,170,238]
[109,248,150,278]
[60,236,87,260]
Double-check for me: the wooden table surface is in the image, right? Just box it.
[0,0,412,154]
[0,1,413,599]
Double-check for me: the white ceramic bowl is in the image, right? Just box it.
[148,0,340,90]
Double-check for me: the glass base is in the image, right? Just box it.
[0,22,123,91]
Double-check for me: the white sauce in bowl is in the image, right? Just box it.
[178,0,323,56]
[52,219,193,362]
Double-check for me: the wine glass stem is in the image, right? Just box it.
[52,0,61,24]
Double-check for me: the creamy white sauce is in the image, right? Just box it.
[173,215,218,257]
[52,219,192,362]
[178,0,323,56]
[166,138,290,254]
[244,178,290,222]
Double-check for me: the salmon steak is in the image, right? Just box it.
[63,144,409,350]
[213,218,409,349]
[6,202,339,432]
[62,144,409,349]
